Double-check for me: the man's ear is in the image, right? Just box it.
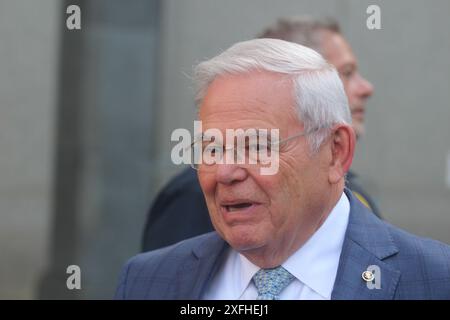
[328,124,356,184]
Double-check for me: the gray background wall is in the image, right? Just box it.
[0,0,59,298]
[0,0,449,299]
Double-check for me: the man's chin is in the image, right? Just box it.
[224,228,265,252]
[352,121,365,139]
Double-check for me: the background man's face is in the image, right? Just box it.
[197,72,333,261]
[320,31,374,138]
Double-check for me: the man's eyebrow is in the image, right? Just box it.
[198,129,276,142]
[339,62,357,71]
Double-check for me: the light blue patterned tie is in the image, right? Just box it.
[252,266,295,300]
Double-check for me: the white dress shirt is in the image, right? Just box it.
[203,192,350,300]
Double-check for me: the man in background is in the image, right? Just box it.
[142,16,378,252]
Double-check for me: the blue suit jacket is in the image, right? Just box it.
[116,190,450,299]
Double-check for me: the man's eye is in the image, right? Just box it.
[341,69,355,80]
[248,144,269,151]
[204,145,221,154]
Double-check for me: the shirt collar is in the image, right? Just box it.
[237,192,350,299]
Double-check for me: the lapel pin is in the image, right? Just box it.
[362,270,375,282]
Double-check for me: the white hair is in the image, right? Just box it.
[193,38,351,151]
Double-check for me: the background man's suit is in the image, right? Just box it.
[119,190,450,299]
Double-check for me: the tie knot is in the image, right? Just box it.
[252,266,295,300]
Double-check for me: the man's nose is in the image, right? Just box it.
[215,164,248,185]
[356,74,374,99]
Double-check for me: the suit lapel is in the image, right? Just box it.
[171,190,402,299]
[331,238,401,299]
[172,232,228,299]
[331,189,401,299]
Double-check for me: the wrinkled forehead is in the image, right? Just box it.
[198,72,303,134]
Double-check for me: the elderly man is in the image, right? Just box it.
[116,39,450,299]
[142,17,378,252]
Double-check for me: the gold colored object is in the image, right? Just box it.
[362,270,375,282]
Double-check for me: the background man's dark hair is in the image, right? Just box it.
[258,16,340,54]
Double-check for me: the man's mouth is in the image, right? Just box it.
[224,202,253,212]
[220,199,259,213]
[351,106,365,117]
[218,198,263,223]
